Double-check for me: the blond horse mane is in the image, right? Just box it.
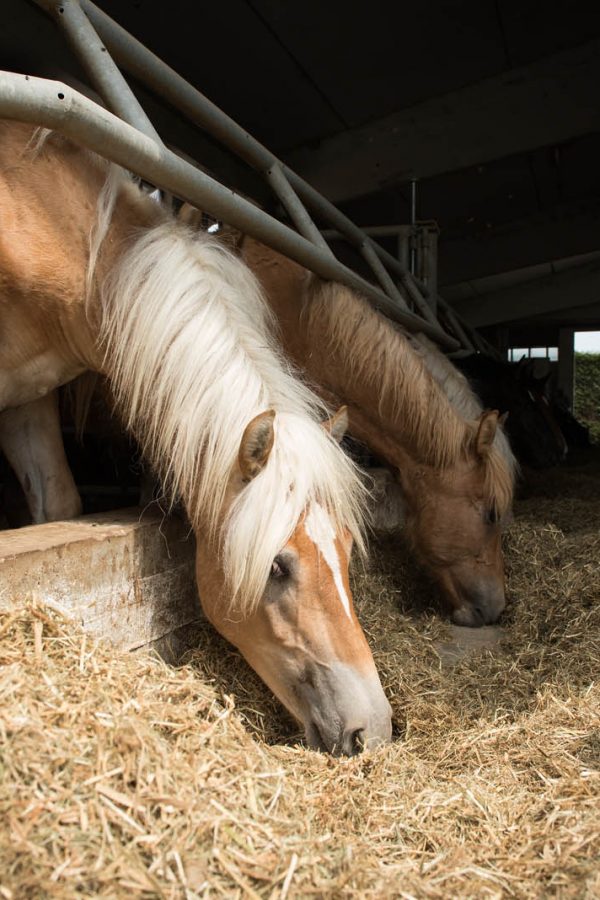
[302,279,515,517]
[96,212,366,613]
[22,132,366,613]
[411,334,517,470]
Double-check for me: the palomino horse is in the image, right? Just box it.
[0,122,392,754]
[237,237,517,627]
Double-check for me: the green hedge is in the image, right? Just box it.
[574,352,600,444]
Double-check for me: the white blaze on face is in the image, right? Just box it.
[304,502,352,620]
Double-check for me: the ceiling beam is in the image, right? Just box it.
[439,203,600,286]
[284,39,600,203]
[527,302,600,325]
[452,260,600,327]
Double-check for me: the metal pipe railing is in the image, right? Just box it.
[359,241,410,310]
[24,0,483,353]
[77,0,451,329]
[34,0,162,144]
[0,71,458,348]
[265,162,332,254]
[322,223,495,353]
[437,300,476,353]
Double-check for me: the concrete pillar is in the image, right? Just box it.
[557,327,575,409]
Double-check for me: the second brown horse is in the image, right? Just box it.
[239,237,516,627]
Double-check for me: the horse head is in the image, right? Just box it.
[196,407,393,755]
[393,410,511,626]
[514,361,568,464]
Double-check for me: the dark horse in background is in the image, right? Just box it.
[516,359,591,455]
[453,354,575,469]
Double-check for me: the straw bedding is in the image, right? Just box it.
[1,460,599,898]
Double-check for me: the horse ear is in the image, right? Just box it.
[498,411,509,427]
[475,410,499,457]
[238,410,276,482]
[322,406,348,443]
[178,202,203,228]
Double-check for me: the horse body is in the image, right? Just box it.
[240,237,516,626]
[0,122,391,754]
[0,127,148,399]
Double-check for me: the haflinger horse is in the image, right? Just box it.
[0,121,392,755]
[235,236,517,627]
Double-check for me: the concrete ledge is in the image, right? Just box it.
[0,507,200,651]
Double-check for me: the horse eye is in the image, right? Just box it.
[270,556,289,579]
[485,507,500,525]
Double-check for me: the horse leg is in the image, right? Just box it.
[0,391,82,524]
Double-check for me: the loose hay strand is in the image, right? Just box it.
[0,460,599,897]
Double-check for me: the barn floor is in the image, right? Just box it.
[1,456,599,898]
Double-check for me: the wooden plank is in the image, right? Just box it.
[0,508,200,651]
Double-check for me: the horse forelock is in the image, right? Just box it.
[482,443,515,520]
[99,223,366,613]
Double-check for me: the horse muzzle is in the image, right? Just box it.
[450,581,506,626]
[299,664,393,756]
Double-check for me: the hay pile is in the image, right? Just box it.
[1,464,599,898]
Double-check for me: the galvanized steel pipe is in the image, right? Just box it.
[0,71,459,348]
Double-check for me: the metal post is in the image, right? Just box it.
[398,231,409,273]
[33,0,162,145]
[437,299,475,352]
[400,273,440,326]
[410,177,418,276]
[558,327,575,409]
[420,225,438,314]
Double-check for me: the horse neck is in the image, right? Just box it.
[301,282,472,470]
[412,335,483,420]
[240,236,309,359]
[242,239,472,471]
[342,401,416,474]
[90,179,164,320]
[97,225,365,612]
[7,125,163,369]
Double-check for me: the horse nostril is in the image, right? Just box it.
[353,728,366,753]
[343,727,367,756]
[452,604,486,627]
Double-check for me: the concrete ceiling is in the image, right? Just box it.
[2,0,600,333]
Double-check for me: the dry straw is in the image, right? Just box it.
[1,459,599,898]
